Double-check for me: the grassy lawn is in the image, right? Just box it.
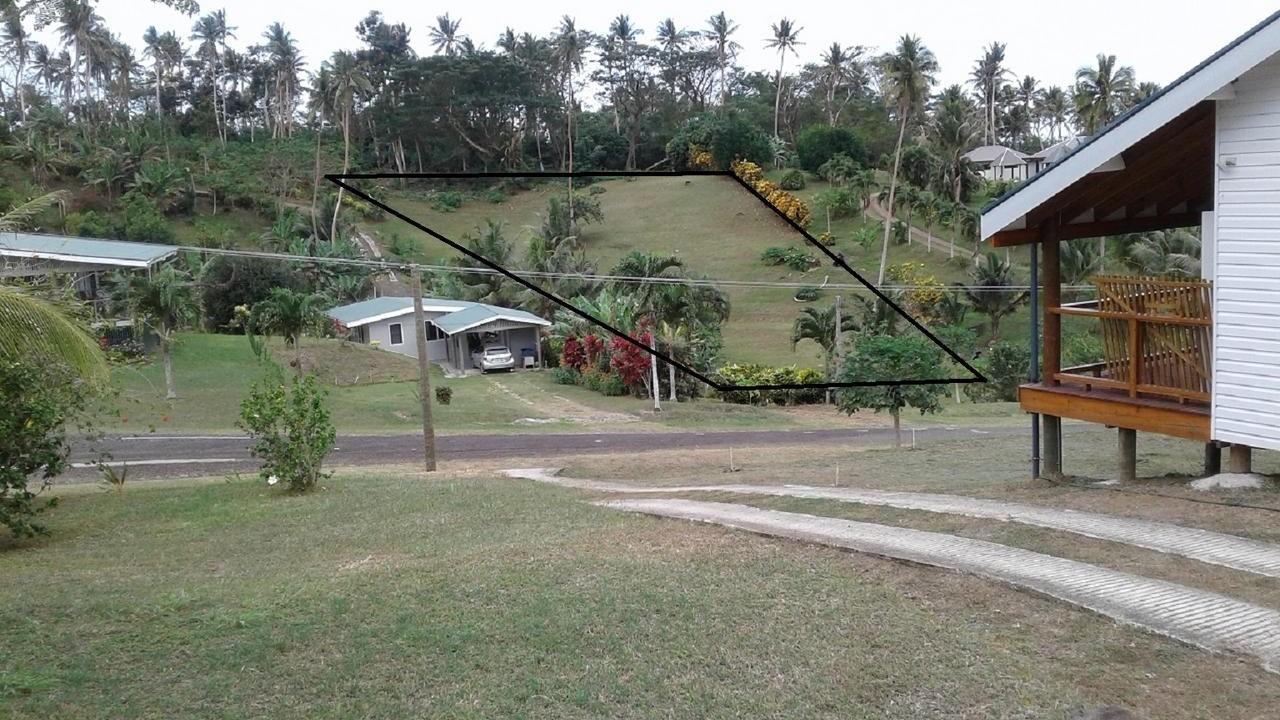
[4,435,1279,717]
[105,332,1025,435]
[361,175,990,367]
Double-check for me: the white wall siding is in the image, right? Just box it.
[1214,54,1280,450]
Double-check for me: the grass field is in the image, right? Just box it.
[361,175,999,367]
[3,433,1278,718]
[107,332,1022,434]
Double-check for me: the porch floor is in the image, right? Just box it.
[1018,382,1210,441]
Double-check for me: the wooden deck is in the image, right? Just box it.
[1018,382,1210,442]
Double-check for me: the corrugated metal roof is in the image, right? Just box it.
[963,145,1028,165]
[0,232,178,267]
[326,295,549,332]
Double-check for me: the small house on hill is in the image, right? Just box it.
[1,232,177,310]
[981,10,1280,479]
[327,296,550,371]
[964,145,1032,181]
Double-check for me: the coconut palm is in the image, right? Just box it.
[0,286,108,385]
[324,51,373,241]
[970,42,1011,144]
[1074,54,1136,134]
[1060,239,1104,293]
[57,0,106,105]
[428,14,465,56]
[554,16,586,218]
[764,18,803,138]
[1036,86,1071,142]
[705,12,738,106]
[610,251,685,411]
[2,6,30,125]
[0,189,70,232]
[965,252,1027,340]
[113,266,196,399]
[191,10,235,144]
[818,42,864,126]
[877,35,938,287]
[252,287,322,371]
[792,303,859,384]
[1127,230,1201,278]
[930,85,980,203]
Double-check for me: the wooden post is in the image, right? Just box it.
[830,295,843,404]
[411,266,438,472]
[1029,243,1041,478]
[1041,222,1063,478]
[1204,442,1222,476]
[1229,444,1253,474]
[1118,428,1137,482]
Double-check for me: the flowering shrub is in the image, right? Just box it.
[610,331,652,388]
[731,160,812,226]
[560,337,585,370]
[582,334,606,368]
[713,363,825,406]
[238,363,335,493]
[888,262,947,325]
[689,145,714,169]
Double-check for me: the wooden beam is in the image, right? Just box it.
[1053,131,1213,225]
[992,212,1205,246]
[1018,384,1210,441]
[1041,222,1061,384]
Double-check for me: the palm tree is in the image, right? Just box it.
[191,10,235,145]
[1036,86,1070,142]
[965,252,1027,340]
[1127,230,1201,278]
[877,35,938,286]
[1074,54,1136,134]
[324,51,373,242]
[764,18,802,138]
[1060,239,1104,295]
[610,251,685,411]
[792,303,859,385]
[930,85,980,203]
[114,267,196,399]
[970,42,1010,144]
[57,0,105,105]
[705,12,738,106]
[252,287,322,371]
[554,16,585,220]
[818,42,864,126]
[429,14,465,56]
[0,190,70,232]
[2,6,30,125]
[263,23,303,139]
[0,286,108,385]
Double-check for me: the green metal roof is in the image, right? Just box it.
[326,295,549,333]
[0,232,177,267]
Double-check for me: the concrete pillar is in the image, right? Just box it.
[1229,445,1253,474]
[1043,415,1062,479]
[1204,443,1222,476]
[1118,428,1137,482]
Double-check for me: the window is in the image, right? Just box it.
[388,322,404,346]
[425,321,446,341]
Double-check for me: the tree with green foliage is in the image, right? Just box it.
[113,266,196,399]
[1126,229,1201,278]
[796,125,864,172]
[765,18,803,139]
[965,252,1027,341]
[251,287,323,371]
[610,250,685,410]
[1074,53,1136,134]
[238,360,335,493]
[835,333,947,447]
[0,285,108,385]
[791,303,859,383]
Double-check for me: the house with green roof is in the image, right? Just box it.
[1,232,178,308]
[326,295,550,372]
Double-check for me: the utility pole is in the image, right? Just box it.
[410,265,437,472]
[830,294,844,405]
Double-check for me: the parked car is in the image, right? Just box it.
[472,344,515,373]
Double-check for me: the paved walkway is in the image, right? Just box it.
[601,498,1280,673]
[504,469,1280,579]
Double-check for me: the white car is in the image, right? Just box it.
[472,345,515,373]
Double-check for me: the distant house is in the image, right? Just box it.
[963,145,1031,181]
[1024,137,1086,176]
[327,296,551,371]
[0,232,178,310]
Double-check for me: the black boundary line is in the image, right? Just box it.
[326,171,987,392]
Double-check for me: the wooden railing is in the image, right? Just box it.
[1051,275,1212,404]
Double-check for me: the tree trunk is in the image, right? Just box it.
[668,360,676,402]
[649,329,661,412]
[893,408,901,449]
[878,113,909,287]
[773,55,785,138]
[162,336,177,399]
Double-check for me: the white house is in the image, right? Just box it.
[327,296,550,371]
[981,9,1280,477]
[1,232,178,310]
[963,145,1032,181]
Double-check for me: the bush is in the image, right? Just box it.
[1064,332,1104,368]
[430,190,464,212]
[793,286,822,302]
[434,386,453,405]
[118,191,173,242]
[238,364,336,492]
[779,169,806,190]
[551,365,580,385]
[583,369,629,396]
[965,341,1030,403]
[761,246,818,271]
[666,111,771,170]
[715,363,825,406]
[1,360,94,539]
[796,125,867,172]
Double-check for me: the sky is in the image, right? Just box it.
[71,0,1280,92]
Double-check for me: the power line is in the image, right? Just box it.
[159,243,1096,294]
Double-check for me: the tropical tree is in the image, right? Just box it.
[252,287,323,371]
[0,286,107,385]
[764,18,803,138]
[191,10,235,145]
[930,85,981,203]
[1127,229,1201,278]
[1037,86,1071,142]
[817,42,865,126]
[970,42,1011,144]
[1074,54,1136,134]
[705,12,739,106]
[554,16,586,218]
[1060,238,1104,292]
[3,5,31,125]
[877,35,938,286]
[0,189,70,232]
[113,266,197,399]
[835,334,947,447]
[429,13,465,56]
[610,251,685,410]
[791,303,859,386]
[965,252,1027,340]
[324,50,373,241]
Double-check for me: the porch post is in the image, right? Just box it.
[1118,428,1137,482]
[1204,442,1222,476]
[1029,243,1041,479]
[1041,221,1063,478]
[1229,445,1253,474]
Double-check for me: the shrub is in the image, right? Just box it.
[667,111,771,170]
[715,363,825,406]
[761,246,818,271]
[237,363,336,492]
[965,341,1030,403]
[430,190,464,212]
[484,186,507,203]
[200,255,304,330]
[551,365,580,385]
[796,125,867,172]
[434,386,453,405]
[118,191,173,242]
[733,161,813,226]
[1064,332,1104,368]
[817,231,836,246]
[1,360,95,539]
[779,169,806,190]
[793,286,822,302]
